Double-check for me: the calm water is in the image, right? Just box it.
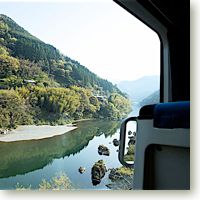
[0,104,139,190]
[0,120,122,190]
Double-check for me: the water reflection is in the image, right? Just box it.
[0,120,120,179]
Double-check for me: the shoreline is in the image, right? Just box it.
[72,118,96,123]
[0,125,77,142]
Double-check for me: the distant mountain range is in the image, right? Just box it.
[139,90,159,106]
[117,75,160,103]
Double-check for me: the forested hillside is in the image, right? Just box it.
[0,14,131,129]
[139,90,159,107]
[0,14,122,92]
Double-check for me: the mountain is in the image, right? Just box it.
[139,90,159,107]
[117,76,160,102]
[0,14,132,128]
[0,14,122,95]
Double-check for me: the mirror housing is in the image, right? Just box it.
[118,117,137,168]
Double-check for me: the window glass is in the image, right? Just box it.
[0,1,159,190]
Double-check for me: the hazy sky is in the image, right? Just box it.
[0,0,160,83]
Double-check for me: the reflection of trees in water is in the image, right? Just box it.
[0,120,120,178]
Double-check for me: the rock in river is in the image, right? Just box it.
[128,130,132,135]
[91,160,107,185]
[128,136,136,145]
[113,139,119,147]
[98,145,110,156]
[78,167,86,174]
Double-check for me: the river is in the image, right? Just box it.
[0,120,122,190]
[0,105,140,190]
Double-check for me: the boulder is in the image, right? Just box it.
[78,167,86,174]
[0,129,8,135]
[113,139,119,147]
[98,145,110,156]
[128,130,132,135]
[91,160,106,185]
[128,136,136,145]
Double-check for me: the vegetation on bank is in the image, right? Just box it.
[0,88,131,130]
[109,167,134,190]
[124,144,135,162]
[0,14,132,130]
[39,172,73,190]
[16,172,73,190]
[107,166,134,190]
[109,166,133,180]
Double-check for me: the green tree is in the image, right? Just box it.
[108,93,132,118]
[0,90,32,129]
[0,45,9,55]
[0,54,19,78]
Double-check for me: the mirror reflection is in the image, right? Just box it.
[124,121,137,165]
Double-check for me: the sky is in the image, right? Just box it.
[0,0,160,83]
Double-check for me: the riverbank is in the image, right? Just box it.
[0,125,77,142]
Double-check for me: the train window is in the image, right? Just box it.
[0,1,159,190]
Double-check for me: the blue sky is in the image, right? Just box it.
[0,0,160,83]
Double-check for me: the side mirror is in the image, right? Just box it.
[118,117,137,168]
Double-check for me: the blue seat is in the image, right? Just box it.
[153,101,190,129]
[138,101,190,128]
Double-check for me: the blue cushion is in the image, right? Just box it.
[153,101,190,129]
